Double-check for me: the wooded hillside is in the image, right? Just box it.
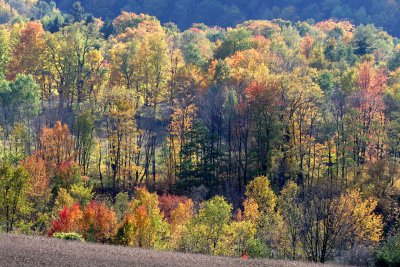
[0,3,399,266]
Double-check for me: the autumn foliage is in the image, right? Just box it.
[49,201,117,243]
[0,8,398,265]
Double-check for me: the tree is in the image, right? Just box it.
[7,21,45,80]
[53,188,75,215]
[331,189,383,245]
[244,176,285,256]
[102,87,137,192]
[278,181,302,260]
[0,74,40,156]
[81,201,117,242]
[169,198,193,248]
[20,156,51,233]
[48,203,83,237]
[43,22,102,114]
[215,28,253,59]
[116,187,169,248]
[352,24,393,59]
[71,1,85,22]
[158,194,189,223]
[214,220,256,257]
[114,192,129,222]
[0,163,29,232]
[69,182,94,207]
[0,26,11,76]
[299,186,383,263]
[113,12,157,35]
[37,121,75,173]
[74,111,95,175]
[245,176,276,212]
[180,196,232,254]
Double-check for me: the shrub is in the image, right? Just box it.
[246,239,271,258]
[53,232,84,242]
[374,235,400,267]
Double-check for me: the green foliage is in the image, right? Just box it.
[215,28,253,59]
[181,196,232,253]
[353,24,393,57]
[69,183,94,207]
[374,235,400,267]
[179,222,210,254]
[0,28,11,76]
[74,110,95,175]
[246,239,271,258]
[0,163,30,232]
[114,192,129,222]
[53,232,85,242]
[214,221,256,256]
[388,49,400,71]
[180,29,213,67]
[53,188,75,214]
[0,74,40,127]
[0,8,397,265]
[245,176,276,211]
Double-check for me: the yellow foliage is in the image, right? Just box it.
[332,189,383,244]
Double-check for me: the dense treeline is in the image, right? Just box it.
[4,1,400,36]
[0,7,399,266]
[52,0,400,36]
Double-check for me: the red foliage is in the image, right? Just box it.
[48,204,82,237]
[55,161,81,188]
[158,194,189,222]
[244,80,280,112]
[49,201,117,242]
[82,201,117,242]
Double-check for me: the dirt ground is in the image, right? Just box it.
[0,234,348,267]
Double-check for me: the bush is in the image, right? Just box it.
[374,235,400,267]
[53,232,84,242]
[246,239,271,258]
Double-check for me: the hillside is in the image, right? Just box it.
[52,0,400,35]
[0,1,399,266]
[0,234,347,267]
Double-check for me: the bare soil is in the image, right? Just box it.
[0,234,347,267]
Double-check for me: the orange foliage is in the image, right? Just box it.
[170,199,193,232]
[7,21,45,80]
[37,121,75,173]
[301,33,314,59]
[239,20,280,37]
[315,19,354,42]
[49,202,117,242]
[158,194,189,222]
[54,161,83,189]
[20,155,49,200]
[113,12,157,34]
[82,201,117,242]
[354,62,387,160]
[48,204,83,237]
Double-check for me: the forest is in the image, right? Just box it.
[33,0,400,36]
[0,0,400,266]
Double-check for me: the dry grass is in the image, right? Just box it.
[0,234,349,267]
